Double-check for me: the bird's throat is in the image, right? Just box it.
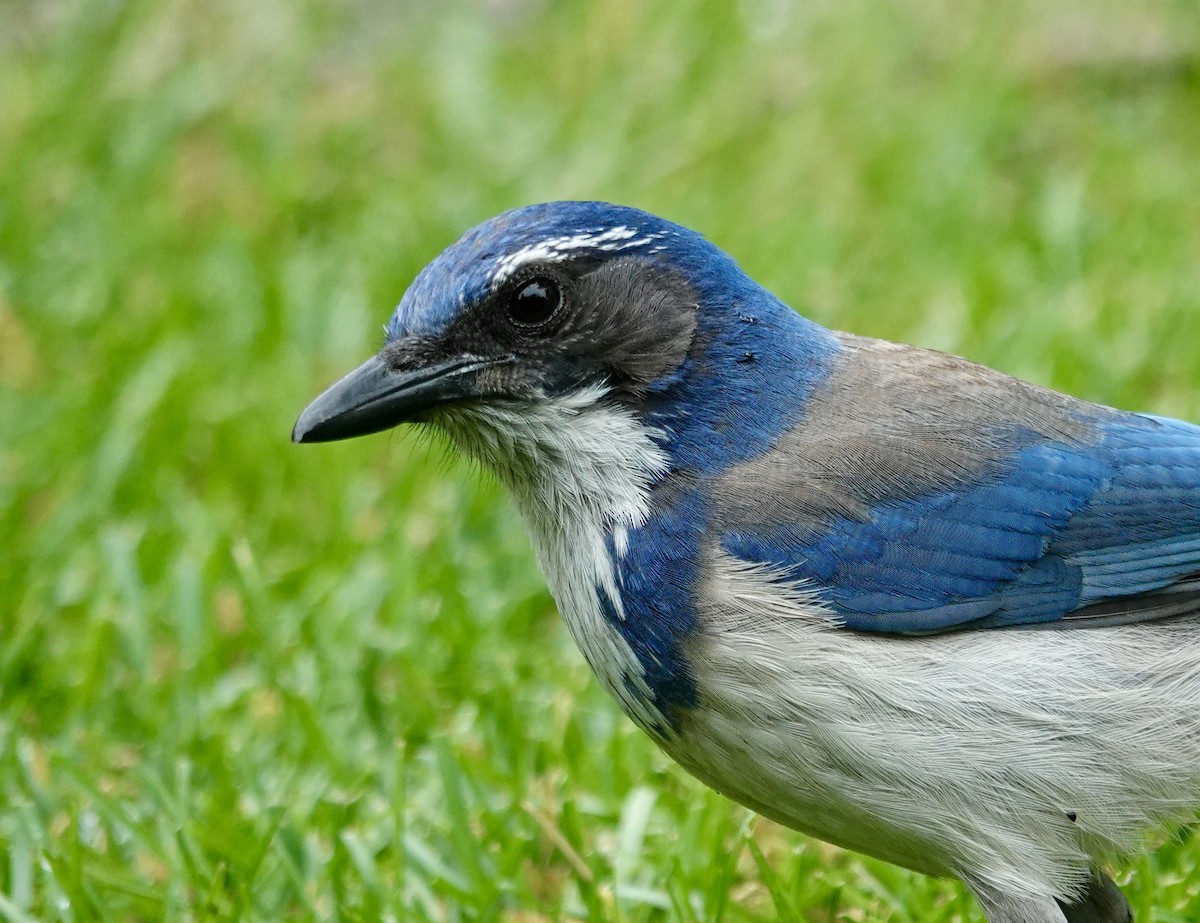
[428,390,679,732]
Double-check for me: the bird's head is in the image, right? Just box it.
[293,202,838,730]
[293,201,835,505]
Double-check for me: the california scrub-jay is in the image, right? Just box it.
[294,202,1200,923]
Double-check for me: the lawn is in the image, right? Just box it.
[3,0,1200,920]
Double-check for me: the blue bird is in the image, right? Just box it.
[294,202,1200,923]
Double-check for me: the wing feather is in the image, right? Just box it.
[720,345,1200,633]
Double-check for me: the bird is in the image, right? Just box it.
[293,201,1200,923]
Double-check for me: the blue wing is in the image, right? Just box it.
[720,352,1200,635]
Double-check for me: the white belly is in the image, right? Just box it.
[666,551,1200,899]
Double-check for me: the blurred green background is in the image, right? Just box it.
[3,0,1200,920]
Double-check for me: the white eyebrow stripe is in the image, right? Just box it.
[490,226,666,287]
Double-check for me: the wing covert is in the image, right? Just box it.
[715,339,1200,633]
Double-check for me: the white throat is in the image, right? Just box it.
[431,388,672,730]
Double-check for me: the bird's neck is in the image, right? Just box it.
[426,300,843,732]
[431,390,676,732]
[640,290,841,475]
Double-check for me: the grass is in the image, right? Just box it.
[2,0,1200,919]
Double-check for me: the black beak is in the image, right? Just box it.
[292,354,499,444]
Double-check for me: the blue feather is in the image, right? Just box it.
[723,415,1200,633]
[601,486,707,715]
[641,286,839,475]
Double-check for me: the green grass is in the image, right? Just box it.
[3,0,1200,919]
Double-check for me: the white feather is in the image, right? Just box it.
[430,389,672,732]
[490,227,667,287]
[673,550,1200,903]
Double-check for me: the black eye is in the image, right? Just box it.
[508,276,563,328]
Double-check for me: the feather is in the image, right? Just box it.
[716,338,1200,634]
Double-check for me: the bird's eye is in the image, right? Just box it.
[508,276,563,328]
